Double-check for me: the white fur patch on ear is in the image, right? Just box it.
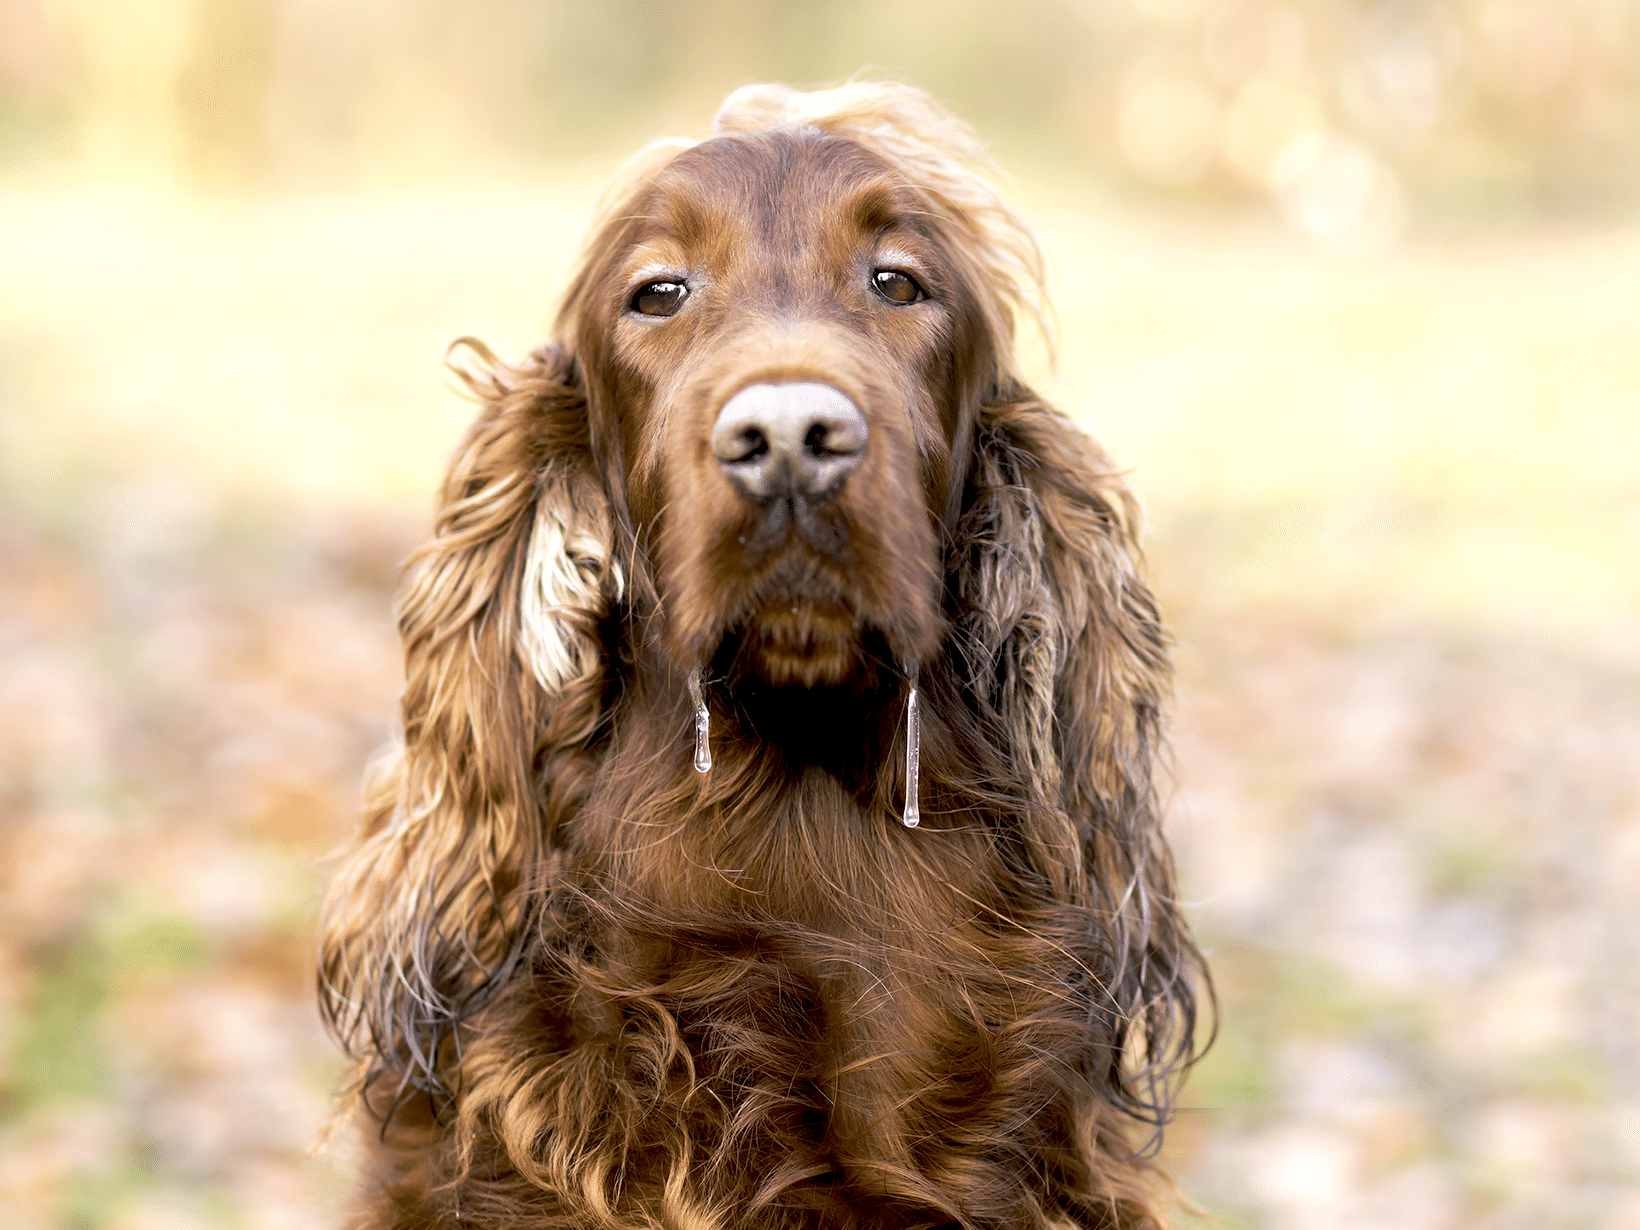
[519,466,622,693]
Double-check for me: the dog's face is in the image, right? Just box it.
[567,131,1001,688]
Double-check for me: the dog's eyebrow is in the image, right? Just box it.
[845,181,904,233]
[619,182,715,249]
[663,190,719,249]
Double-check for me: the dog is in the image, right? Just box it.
[319,81,1209,1230]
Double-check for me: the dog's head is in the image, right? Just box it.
[558,83,1044,688]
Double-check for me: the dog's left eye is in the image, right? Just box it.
[630,281,688,317]
[872,269,925,305]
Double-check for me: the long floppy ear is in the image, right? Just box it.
[318,341,619,1121]
[952,391,1209,1130]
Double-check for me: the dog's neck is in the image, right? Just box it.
[566,641,987,934]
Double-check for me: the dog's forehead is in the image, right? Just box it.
[641,131,916,250]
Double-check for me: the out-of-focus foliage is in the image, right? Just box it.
[4,0,1640,244]
[2,3,1639,1229]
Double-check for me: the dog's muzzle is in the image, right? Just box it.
[711,382,866,503]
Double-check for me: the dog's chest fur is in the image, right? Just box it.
[519,764,1026,1212]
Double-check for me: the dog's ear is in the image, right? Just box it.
[319,341,619,1120]
[951,393,1208,1126]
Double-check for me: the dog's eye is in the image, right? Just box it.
[630,281,688,317]
[872,269,925,305]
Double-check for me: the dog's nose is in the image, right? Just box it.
[711,382,867,502]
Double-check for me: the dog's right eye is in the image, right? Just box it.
[872,269,925,305]
[630,281,688,317]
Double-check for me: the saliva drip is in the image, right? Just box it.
[687,666,712,774]
[902,668,921,828]
[685,663,917,819]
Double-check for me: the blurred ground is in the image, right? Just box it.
[3,178,1637,1230]
[4,1,1640,1226]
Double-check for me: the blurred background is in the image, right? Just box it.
[2,1,1638,1227]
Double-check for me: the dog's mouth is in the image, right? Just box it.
[716,556,866,687]
[678,479,943,689]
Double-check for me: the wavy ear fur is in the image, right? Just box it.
[318,341,619,1120]
[952,392,1209,1133]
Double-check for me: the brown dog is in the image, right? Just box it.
[320,82,1209,1230]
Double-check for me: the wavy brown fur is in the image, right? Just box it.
[319,81,1211,1230]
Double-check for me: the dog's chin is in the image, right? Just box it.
[738,599,862,687]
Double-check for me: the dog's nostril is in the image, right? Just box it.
[801,420,858,456]
[712,382,867,503]
[722,426,769,464]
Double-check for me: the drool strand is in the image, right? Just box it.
[902,665,921,828]
[686,666,712,774]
